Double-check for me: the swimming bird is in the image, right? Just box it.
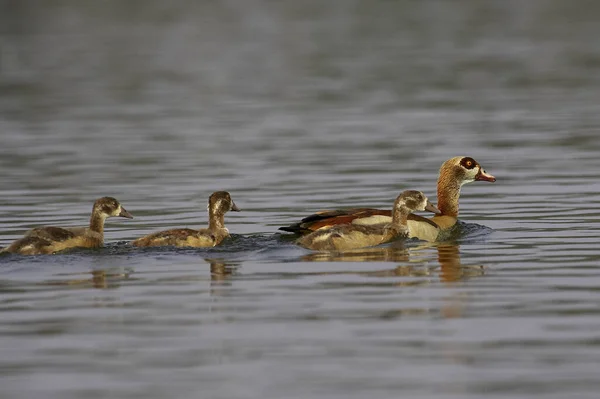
[131,191,240,248]
[280,156,495,242]
[1,197,133,255]
[296,190,440,251]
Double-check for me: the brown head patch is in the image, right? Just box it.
[95,197,120,215]
[208,191,237,214]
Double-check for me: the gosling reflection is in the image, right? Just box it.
[206,258,241,298]
[39,268,133,289]
[301,243,410,263]
[207,257,240,281]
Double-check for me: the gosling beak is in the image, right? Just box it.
[230,201,241,212]
[119,207,134,219]
[475,169,496,183]
[425,201,441,214]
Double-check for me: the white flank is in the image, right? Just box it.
[352,215,391,226]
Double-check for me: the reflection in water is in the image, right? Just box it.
[301,243,410,263]
[436,244,484,283]
[300,242,485,283]
[39,268,134,289]
[296,242,485,319]
[207,257,241,298]
[207,257,240,281]
[27,257,241,292]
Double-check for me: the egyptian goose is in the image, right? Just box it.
[280,156,495,242]
[1,197,133,255]
[131,191,240,248]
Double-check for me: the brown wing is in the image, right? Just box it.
[132,228,207,247]
[4,236,54,255]
[27,227,77,242]
[142,228,198,240]
[279,208,392,234]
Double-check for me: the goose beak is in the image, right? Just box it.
[425,201,441,214]
[119,207,134,219]
[475,169,496,182]
[231,202,241,212]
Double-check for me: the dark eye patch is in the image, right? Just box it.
[460,157,477,169]
[407,199,419,209]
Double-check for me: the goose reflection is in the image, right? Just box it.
[436,243,484,282]
[299,241,484,283]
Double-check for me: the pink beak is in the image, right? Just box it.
[475,169,496,182]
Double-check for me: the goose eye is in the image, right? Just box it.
[460,157,477,169]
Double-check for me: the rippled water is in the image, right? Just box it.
[2,1,600,398]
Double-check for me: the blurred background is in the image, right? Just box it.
[1,1,600,398]
[1,0,599,195]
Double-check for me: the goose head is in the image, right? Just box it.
[395,190,441,214]
[440,156,496,186]
[208,191,241,215]
[94,197,133,219]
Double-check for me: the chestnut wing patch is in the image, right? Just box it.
[279,208,392,234]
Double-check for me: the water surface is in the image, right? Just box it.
[2,1,600,398]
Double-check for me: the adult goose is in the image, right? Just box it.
[279,156,496,242]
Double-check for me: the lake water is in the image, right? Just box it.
[2,1,600,398]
